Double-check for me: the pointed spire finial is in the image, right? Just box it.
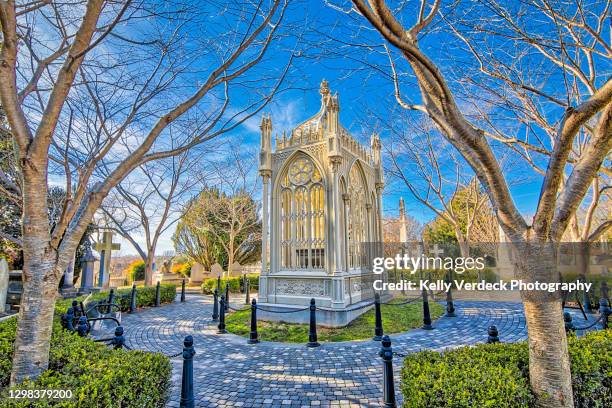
[320,79,329,96]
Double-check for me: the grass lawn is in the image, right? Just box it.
[224,298,445,343]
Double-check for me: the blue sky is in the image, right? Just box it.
[111,0,601,255]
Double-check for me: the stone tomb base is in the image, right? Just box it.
[256,298,375,328]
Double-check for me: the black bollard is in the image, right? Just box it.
[563,312,575,333]
[601,281,609,304]
[111,326,125,349]
[71,300,80,317]
[180,335,196,408]
[445,272,456,317]
[421,288,433,330]
[181,279,186,303]
[225,283,230,311]
[373,293,384,341]
[66,307,75,331]
[307,298,320,347]
[79,301,86,318]
[379,335,397,407]
[212,288,219,321]
[583,288,594,314]
[599,298,610,329]
[217,295,227,334]
[129,283,137,314]
[487,325,500,343]
[245,278,250,305]
[248,298,259,344]
[77,316,89,337]
[155,281,161,307]
[107,289,115,314]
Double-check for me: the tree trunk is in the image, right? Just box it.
[10,258,59,385]
[144,254,155,287]
[515,242,574,408]
[523,299,573,407]
[455,229,470,257]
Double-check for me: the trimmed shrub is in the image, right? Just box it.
[0,299,171,407]
[126,260,145,282]
[201,274,259,294]
[401,329,612,408]
[86,284,176,312]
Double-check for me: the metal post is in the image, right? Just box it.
[379,335,397,407]
[487,325,500,343]
[217,295,227,334]
[248,298,259,344]
[111,326,125,349]
[217,276,221,292]
[400,271,405,295]
[563,312,575,333]
[599,298,610,330]
[155,281,161,307]
[307,298,320,347]
[66,307,75,331]
[225,283,230,311]
[373,293,384,341]
[71,300,80,317]
[180,335,195,408]
[77,316,89,337]
[421,288,433,330]
[245,278,250,304]
[79,301,86,317]
[181,279,186,302]
[129,283,137,314]
[446,271,456,317]
[583,288,593,314]
[212,288,219,321]
[601,281,609,304]
[107,289,115,314]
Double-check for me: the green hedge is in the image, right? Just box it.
[87,284,176,312]
[0,299,171,407]
[201,274,260,294]
[400,329,611,408]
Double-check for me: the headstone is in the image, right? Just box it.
[6,270,23,312]
[211,263,223,279]
[189,263,207,285]
[95,231,121,289]
[229,262,243,277]
[80,238,98,291]
[0,259,8,313]
[62,254,76,289]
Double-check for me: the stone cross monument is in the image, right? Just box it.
[95,231,121,289]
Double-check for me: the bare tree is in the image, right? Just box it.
[98,150,207,286]
[0,0,292,384]
[343,0,611,406]
[385,115,496,255]
[177,147,262,277]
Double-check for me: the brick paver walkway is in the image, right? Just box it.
[119,294,596,407]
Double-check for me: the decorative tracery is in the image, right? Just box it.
[280,155,326,269]
[348,163,368,268]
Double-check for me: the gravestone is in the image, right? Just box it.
[229,262,243,277]
[80,238,98,292]
[189,263,207,285]
[95,231,121,288]
[0,259,8,313]
[211,263,223,279]
[6,270,23,312]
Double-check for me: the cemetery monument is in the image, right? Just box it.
[257,81,385,326]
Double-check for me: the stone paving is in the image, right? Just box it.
[119,294,598,408]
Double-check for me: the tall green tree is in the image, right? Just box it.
[173,187,261,275]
